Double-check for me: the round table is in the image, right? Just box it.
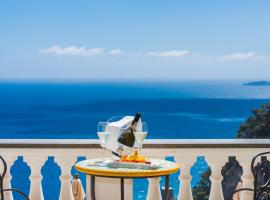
[75,158,180,200]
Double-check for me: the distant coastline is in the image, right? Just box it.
[243,81,270,86]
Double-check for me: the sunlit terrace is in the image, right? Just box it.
[1,139,270,200]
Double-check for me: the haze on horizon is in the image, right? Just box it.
[0,0,270,81]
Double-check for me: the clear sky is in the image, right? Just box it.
[0,0,270,81]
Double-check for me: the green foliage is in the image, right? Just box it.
[192,168,211,200]
[237,102,270,138]
[192,102,270,200]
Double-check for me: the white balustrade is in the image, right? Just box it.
[55,155,78,200]
[237,153,255,200]
[177,161,193,200]
[240,162,254,200]
[86,175,91,200]
[24,156,46,200]
[207,161,226,200]
[142,149,166,200]
[170,150,195,200]
[147,177,162,200]
[0,139,270,200]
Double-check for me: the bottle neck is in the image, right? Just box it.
[131,113,141,125]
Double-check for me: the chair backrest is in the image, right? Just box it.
[227,151,270,200]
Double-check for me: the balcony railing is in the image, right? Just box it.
[1,139,270,200]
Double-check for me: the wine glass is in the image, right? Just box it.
[107,116,124,123]
[97,122,110,159]
[134,122,148,149]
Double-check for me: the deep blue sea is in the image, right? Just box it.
[1,81,270,200]
[0,81,270,139]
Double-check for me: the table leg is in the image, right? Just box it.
[164,175,170,200]
[91,175,96,200]
[121,178,125,200]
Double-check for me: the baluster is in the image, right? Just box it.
[207,158,225,200]
[24,156,46,200]
[86,176,91,200]
[147,177,162,200]
[145,152,167,200]
[174,155,194,200]
[178,163,193,200]
[1,156,15,200]
[239,162,253,200]
[55,156,77,200]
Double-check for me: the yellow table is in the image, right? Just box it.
[75,158,180,200]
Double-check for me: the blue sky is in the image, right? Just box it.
[0,0,270,81]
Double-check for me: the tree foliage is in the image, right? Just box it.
[237,102,270,138]
[192,168,211,200]
[192,102,270,200]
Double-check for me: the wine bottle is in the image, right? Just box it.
[116,113,141,156]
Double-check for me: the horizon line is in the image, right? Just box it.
[0,78,267,83]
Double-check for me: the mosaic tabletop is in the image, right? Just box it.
[75,158,180,178]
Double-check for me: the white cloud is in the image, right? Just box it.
[108,49,125,55]
[39,45,103,56]
[39,46,192,58]
[89,48,103,55]
[146,50,190,58]
[223,52,258,61]
[40,47,270,63]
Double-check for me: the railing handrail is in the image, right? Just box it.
[0,139,270,148]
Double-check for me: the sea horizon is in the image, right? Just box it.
[0,81,269,139]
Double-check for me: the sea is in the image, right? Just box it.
[0,81,270,200]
